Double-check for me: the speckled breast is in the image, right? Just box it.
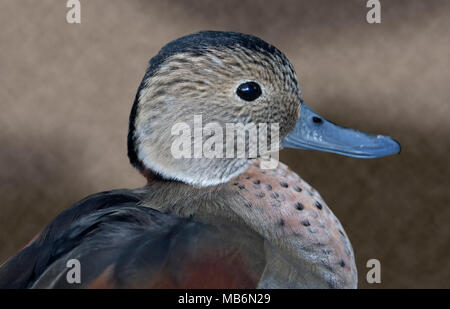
[228,160,358,288]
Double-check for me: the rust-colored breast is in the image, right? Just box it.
[228,160,357,288]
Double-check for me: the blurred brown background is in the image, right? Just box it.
[0,0,449,288]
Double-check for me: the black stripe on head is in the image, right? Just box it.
[127,31,286,171]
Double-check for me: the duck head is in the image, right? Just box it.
[128,31,400,186]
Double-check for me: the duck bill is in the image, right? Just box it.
[282,103,401,158]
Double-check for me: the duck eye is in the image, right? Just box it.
[236,82,262,102]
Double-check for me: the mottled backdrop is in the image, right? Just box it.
[0,0,449,288]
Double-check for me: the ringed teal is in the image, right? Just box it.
[0,31,400,289]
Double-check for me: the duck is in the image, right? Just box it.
[0,31,400,289]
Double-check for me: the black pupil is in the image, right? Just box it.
[236,82,262,101]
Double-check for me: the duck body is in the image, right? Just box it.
[0,31,400,289]
[0,160,356,289]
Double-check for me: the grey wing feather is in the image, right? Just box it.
[0,189,198,288]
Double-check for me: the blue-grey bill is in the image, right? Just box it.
[282,103,401,158]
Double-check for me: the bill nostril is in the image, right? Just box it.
[312,116,323,124]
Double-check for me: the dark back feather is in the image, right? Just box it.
[0,190,184,288]
[0,189,261,288]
